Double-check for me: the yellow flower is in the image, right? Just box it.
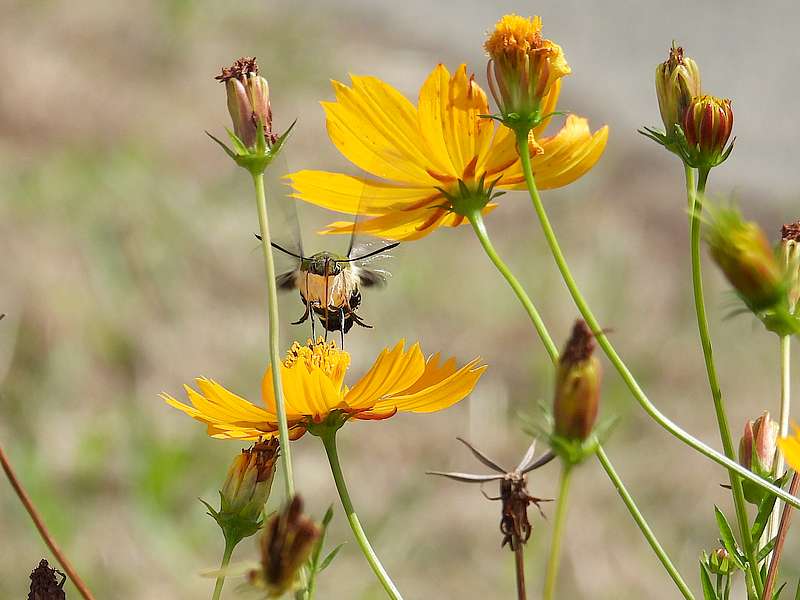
[287,63,608,241]
[484,14,571,125]
[163,338,486,440]
[778,422,800,472]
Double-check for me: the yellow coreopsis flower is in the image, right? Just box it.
[163,339,486,440]
[287,63,608,241]
[778,423,800,472]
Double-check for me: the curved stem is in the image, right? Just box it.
[211,539,235,600]
[543,463,572,600]
[597,445,695,600]
[467,211,560,365]
[514,133,800,510]
[320,431,404,600]
[252,172,295,499]
[688,166,761,592]
[0,443,95,600]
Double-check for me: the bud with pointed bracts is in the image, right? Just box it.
[781,221,800,313]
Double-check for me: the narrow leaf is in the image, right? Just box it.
[714,506,746,570]
[752,493,779,541]
[700,563,719,600]
[757,537,777,563]
[318,543,345,572]
[773,582,788,600]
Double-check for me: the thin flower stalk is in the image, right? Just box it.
[513,131,800,510]
[543,464,572,600]
[0,444,95,600]
[253,172,296,500]
[597,446,695,600]
[770,335,791,545]
[687,166,761,593]
[319,429,403,600]
[211,542,235,600]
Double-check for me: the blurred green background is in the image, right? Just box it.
[2,1,800,598]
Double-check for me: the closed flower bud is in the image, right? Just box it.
[706,547,734,576]
[739,411,779,504]
[683,94,734,168]
[484,14,571,131]
[781,221,800,312]
[220,438,279,523]
[553,320,601,442]
[655,43,701,139]
[705,205,785,313]
[248,495,320,597]
[215,57,274,149]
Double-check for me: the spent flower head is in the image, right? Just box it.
[247,495,320,597]
[484,14,571,133]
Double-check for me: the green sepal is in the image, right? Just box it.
[208,119,297,177]
[713,506,747,570]
[548,432,600,466]
[201,494,262,548]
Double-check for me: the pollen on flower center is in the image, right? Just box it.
[283,338,350,379]
[484,14,544,57]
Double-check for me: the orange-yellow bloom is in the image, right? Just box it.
[163,339,486,440]
[287,63,608,241]
[778,423,800,472]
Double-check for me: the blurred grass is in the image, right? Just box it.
[2,1,800,599]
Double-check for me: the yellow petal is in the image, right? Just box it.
[287,170,438,215]
[324,77,434,184]
[195,378,275,422]
[372,357,487,413]
[322,206,450,242]
[501,115,609,190]
[345,340,426,409]
[778,435,800,472]
[283,363,341,420]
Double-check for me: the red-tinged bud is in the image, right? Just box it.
[739,411,779,504]
[220,438,279,523]
[683,95,734,168]
[655,43,701,139]
[553,320,601,442]
[248,495,320,597]
[705,205,785,313]
[215,57,274,149]
[706,547,734,576]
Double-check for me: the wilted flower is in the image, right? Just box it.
[248,495,320,597]
[654,43,701,139]
[683,94,734,168]
[287,63,606,241]
[553,320,601,442]
[781,221,800,312]
[739,411,779,504]
[215,57,274,149]
[705,205,785,313]
[484,14,571,131]
[163,338,485,439]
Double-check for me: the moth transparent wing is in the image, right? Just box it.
[262,152,304,290]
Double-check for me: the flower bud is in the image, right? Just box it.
[553,320,601,442]
[705,205,785,313]
[706,547,734,576]
[683,94,734,168]
[248,495,320,597]
[220,438,279,523]
[739,411,779,504]
[781,221,800,312]
[655,43,701,139]
[484,14,571,131]
[215,57,274,149]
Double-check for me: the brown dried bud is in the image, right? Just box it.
[220,438,279,523]
[216,57,274,148]
[249,495,320,597]
[553,320,601,441]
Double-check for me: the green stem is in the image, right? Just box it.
[467,211,560,364]
[771,335,792,543]
[688,166,761,593]
[252,172,295,499]
[597,446,695,600]
[320,431,404,600]
[211,539,235,600]
[543,463,572,600]
[513,133,800,510]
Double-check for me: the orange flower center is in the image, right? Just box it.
[283,338,350,381]
[484,14,544,59]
